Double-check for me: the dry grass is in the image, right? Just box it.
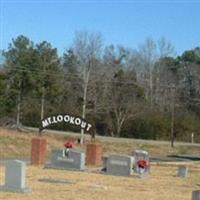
[1,128,200,159]
[0,164,200,200]
[0,128,72,158]
[0,128,200,200]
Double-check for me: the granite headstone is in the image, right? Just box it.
[106,155,134,176]
[192,190,200,200]
[47,149,85,170]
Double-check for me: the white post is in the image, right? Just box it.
[191,132,194,144]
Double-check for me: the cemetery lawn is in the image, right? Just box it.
[0,164,200,200]
[0,127,200,200]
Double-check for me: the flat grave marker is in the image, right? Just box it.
[38,178,76,184]
[177,165,188,177]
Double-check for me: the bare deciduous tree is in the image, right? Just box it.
[73,31,103,143]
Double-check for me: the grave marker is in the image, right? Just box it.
[0,160,31,193]
[47,149,85,170]
[177,166,188,177]
[192,190,200,200]
[134,150,150,176]
[106,155,134,176]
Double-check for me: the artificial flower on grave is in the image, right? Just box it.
[137,159,149,169]
[64,140,76,149]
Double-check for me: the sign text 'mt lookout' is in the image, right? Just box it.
[39,114,93,133]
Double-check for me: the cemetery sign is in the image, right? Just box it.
[39,114,94,136]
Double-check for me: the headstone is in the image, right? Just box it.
[0,160,31,193]
[47,149,85,170]
[192,190,200,200]
[134,150,150,176]
[106,155,134,176]
[177,166,188,177]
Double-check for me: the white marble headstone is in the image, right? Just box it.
[0,160,31,193]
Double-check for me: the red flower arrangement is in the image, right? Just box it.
[137,159,149,169]
[64,140,76,149]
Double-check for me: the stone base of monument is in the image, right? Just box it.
[0,185,31,193]
[46,149,86,171]
[0,160,31,193]
[105,155,134,176]
[86,143,103,166]
[31,137,47,165]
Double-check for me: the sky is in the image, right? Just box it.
[0,0,200,56]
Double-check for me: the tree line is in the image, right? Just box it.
[0,32,200,144]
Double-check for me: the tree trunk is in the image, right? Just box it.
[116,120,121,137]
[80,69,90,144]
[115,113,125,138]
[149,70,153,108]
[170,84,175,148]
[41,86,45,120]
[171,107,175,147]
[16,93,21,129]
[16,81,22,129]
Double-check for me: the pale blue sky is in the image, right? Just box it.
[0,0,200,55]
